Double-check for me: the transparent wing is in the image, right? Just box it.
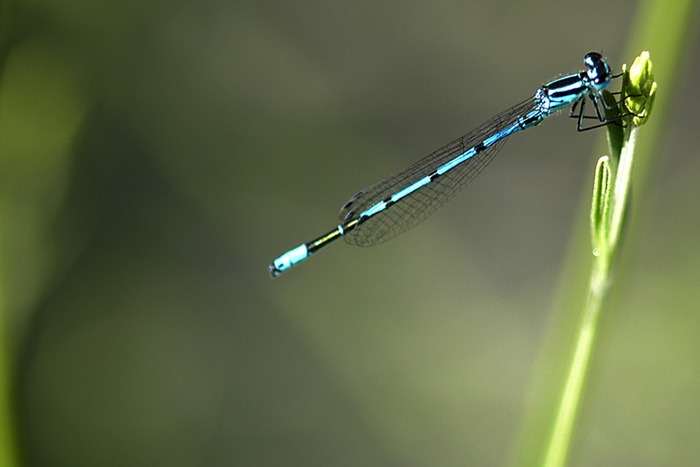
[339,97,538,247]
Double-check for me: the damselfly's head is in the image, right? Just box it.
[584,52,612,90]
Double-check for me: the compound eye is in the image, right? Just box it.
[584,52,603,69]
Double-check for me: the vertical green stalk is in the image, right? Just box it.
[513,1,696,465]
[541,53,656,467]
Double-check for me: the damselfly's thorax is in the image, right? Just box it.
[534,52,612,115]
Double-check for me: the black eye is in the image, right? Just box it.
[584,52,602,69]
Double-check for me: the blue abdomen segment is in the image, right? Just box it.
[270,244,308,276]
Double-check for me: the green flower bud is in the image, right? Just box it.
[624,51,657,126]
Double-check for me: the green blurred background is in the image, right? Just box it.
[1,0,699,465]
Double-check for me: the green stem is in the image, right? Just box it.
[609,128,638,249]
[540,42,659,464]
[542,256,606,467]
[542,118,641,466]
[513,0,696,464]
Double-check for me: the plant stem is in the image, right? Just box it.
[540,42,660,465]
[541,256,606,467]
[513,0,696,464]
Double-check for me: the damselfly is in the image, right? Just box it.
[269,52,621,277]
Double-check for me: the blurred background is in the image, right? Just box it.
[1,0,699,465]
